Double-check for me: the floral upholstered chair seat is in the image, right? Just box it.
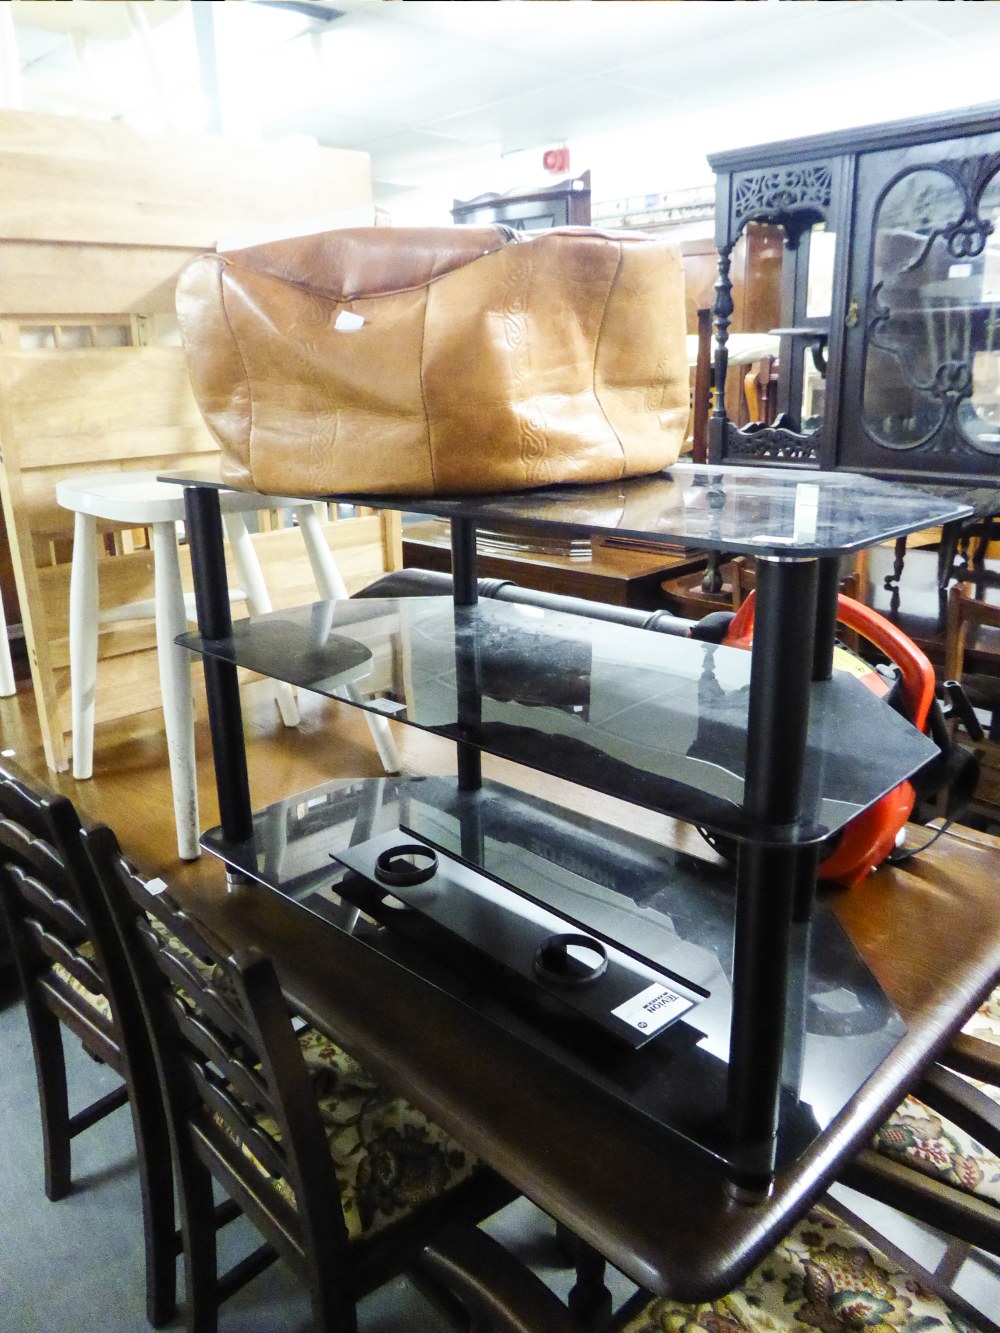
[873,1091,1000,1206]
[616,1204,977,1333]
[872,983,1000,1204]
[961,984,1000,1048]
[51,919,216,1026]
[51,938,113,1022]
[225,1024,480,1242]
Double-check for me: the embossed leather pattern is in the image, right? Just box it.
[176,225,688,496]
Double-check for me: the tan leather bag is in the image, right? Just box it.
[176,225,688,497]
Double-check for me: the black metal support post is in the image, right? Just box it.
[813,556,841,683]
[183,486,254,845]
[457,788,486,867]
[743,559,818,825]
[727,556,819,1194]
[450,518,479,608]
[794,558,841,918]
[450,518,482,790]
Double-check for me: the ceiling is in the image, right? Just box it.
[7,0,1000,213]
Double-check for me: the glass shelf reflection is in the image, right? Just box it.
[180,595,938,846]
[201,774,905,1176]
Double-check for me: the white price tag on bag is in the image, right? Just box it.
[334,310,365,332]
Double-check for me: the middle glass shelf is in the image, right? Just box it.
[178,594,938,847]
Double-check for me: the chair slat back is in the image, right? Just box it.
[0,821,89,941]
[946,581,1000,681]
[22,911,106,997]
[0,768,109,1006]
[87,825,349,1268]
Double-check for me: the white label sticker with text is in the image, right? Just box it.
[334,310,365,332]
[611,983,696,1035]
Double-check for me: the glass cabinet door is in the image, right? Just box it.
[840,133,1000,480]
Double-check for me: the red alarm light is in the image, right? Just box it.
[542,147,570,175]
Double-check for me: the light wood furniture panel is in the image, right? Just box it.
[0,110,372,250]
[0,108,397,774]
[680,223,783,339]
[401,519,708,611]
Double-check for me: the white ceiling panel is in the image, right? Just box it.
[14,27,75,72]
[364,128,504,177]
[379,0,807,69]
[426,76,681,157]
[612,3,975,105]
[359,1,592,49]
[889,2,1000,40]
[312,46,574,126]
[314,10,490,94]
[264,107,406,151]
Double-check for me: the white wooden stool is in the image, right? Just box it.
[56,473,399,859]
[0,584,16,698]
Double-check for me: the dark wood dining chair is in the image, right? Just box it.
[729,554,862,610]
[84,819,518,1333]
[946,580,1000,729]
[931,580,1000,828]
[741,354,779,429]
[605,1196,989,1332]
[0,759,177,1327]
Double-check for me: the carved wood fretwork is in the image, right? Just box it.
[731,162,835,241]
[723,420,821,466]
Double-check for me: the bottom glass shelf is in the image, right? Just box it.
[202,775,905,1177]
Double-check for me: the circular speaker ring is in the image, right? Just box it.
[374,844,439,888]
[533,933,608,987]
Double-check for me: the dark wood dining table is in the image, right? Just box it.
[174,811,1000,1303]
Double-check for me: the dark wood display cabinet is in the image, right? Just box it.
[451,171,591,230]
[163,463,969,1217]
[707,101,1000,489]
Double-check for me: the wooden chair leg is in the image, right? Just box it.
[294,503,401,774]
[309,1257,359,1333]
[68,510,99,780]
[151,522,201,861]
[560,1230,612,1331]
[179,1157,221,1333]
[221,511,300,727]
[0,582,15,698]
[30,1006,73,1200]
[128,1095,178,1327]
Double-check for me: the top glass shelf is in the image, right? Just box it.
[159,462,972,560]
